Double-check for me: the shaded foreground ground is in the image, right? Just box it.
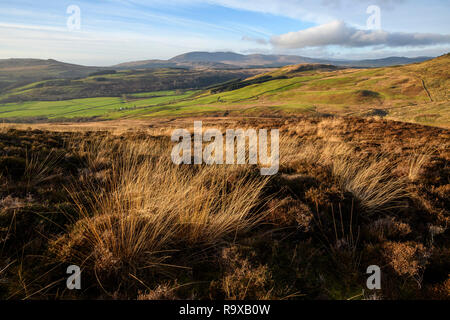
[0,116,449,300]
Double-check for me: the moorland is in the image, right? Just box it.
[0,52,448,300]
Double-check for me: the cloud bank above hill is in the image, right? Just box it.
[271,21,450,49]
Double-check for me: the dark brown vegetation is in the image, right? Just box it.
[0,116,448,300]
[0,68,268,103]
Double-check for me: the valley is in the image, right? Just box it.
[0,53,448,127]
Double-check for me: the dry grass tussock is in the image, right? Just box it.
[24,149,62,188]
[293,140,409,213]
[52,135,270,274]
[408,146,434,181]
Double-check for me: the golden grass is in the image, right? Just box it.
[292,139,409,213]
[24,149,62,187]
[408,147,434,181]
[331,155,408,213]
[52,135,270,275]
[2,115,448,299]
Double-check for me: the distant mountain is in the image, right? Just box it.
[113,59,176,69]
[170,52,246,63]
[114,51,433,69]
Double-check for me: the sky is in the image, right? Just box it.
[0,0,449,65]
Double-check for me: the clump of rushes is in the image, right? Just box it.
[408,146,434,181]
[294,141,409,214]
[51,136,270,281]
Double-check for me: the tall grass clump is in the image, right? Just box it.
[296,141,409,214]
[331,154,408,213]
[24,149,62,188]
[408,147,433,181]
[52,135,270,277]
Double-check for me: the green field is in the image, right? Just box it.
[0,90,199,120]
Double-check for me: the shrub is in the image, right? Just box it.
[213,246,273,300]
[266,197,313,230]
[382,241,431,282]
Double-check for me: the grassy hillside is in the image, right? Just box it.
[0,59,104,93]
[0,68,265,104]
[0,54,448,127]
[135,54,449,126]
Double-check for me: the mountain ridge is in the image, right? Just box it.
[116,51,432,69]
[0,52,433,73]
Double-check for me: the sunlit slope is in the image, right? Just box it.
[0,90,199,120]
[0,55,448,126]
[137,54,449,126]
[0,68,261,103]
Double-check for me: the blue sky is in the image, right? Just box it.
[0,0,449,65]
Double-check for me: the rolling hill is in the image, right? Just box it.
[0,54,448,127]
[0,52,432,96]
[0,59,104,92]
[0,68,267,104]
[116,51,432,69]
[152,53,448,126]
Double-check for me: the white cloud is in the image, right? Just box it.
[271,21,450,49]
